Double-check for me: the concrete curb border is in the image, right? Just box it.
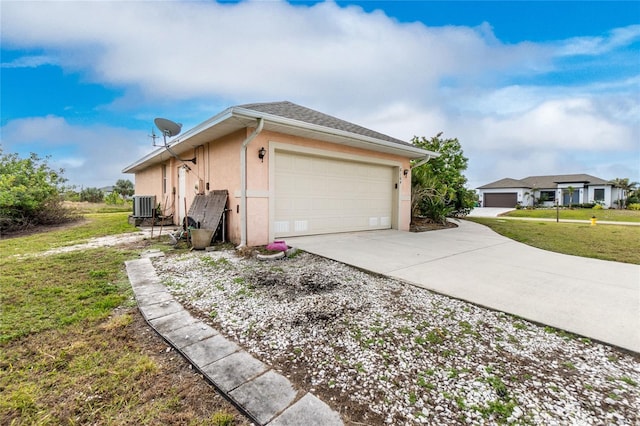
[125,257,343,426]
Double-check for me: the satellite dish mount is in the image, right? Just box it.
[154,118,182,144]
[153,118,196,164]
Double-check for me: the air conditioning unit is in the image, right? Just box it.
[132,195,156,218]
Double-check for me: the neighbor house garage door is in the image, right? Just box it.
[484,192,518,208]
[274,151,394,237]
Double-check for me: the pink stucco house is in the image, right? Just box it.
[123,101,437,246]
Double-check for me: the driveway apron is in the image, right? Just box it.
[287,220,640,353]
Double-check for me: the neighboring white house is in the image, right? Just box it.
[100,186,115,196]
[477,174,621,208]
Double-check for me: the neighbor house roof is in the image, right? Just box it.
[123,101,437,173]
[479,174,611,190]
[477,178,527,189]
[520,174,609,188]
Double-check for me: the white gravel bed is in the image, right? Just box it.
[152,249,639,425]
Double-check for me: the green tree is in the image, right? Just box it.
[114,179,134,198]
[410,133,475,223]
[627,187,640,205]
[62,186,81,202]
[80,187,104,203]
[609,178,639,209]
[0,148,74,231]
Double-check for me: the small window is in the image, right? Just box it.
[162,164,167,194]
[540,190,556,202]
[594,188,604,202]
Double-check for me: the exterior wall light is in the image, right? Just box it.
[403,169,409,177]
[258,147,266,162]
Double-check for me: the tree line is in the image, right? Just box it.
[4,136,635,235]
[66,180,134,204]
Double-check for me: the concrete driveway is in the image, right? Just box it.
[287,220,640,353]
[466,207,514,217]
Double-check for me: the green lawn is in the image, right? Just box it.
[0,212,245,425]
[502,208,640,222]
[467,218,640,264]
[0,212,138,258]
[64,200,133,214]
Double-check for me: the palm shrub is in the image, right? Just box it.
[411,184,437,217]
[418,190,455,224]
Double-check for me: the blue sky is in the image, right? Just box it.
[1,1,639,189]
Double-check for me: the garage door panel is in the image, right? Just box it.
[293,198,313,210]
[295,177,315,191]
[353,163,368,177]
[369,199,388,210]
[327,178,346,192]
[346,198,361,210]
[275,151,394,237]
[312,162,327,174]
[356,181,374,191]
[276,198,294,210]
[312,198,340,211]
[484,193,517,208]
[278,154,295,170]
[296,156,313,170]
[311,179,328,193]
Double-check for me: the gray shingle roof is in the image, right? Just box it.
[521,174,609,188]
[478,178,528,189]
[238,101,415,148]
[479,174,611,189]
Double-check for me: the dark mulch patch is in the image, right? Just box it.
[410,217,458,232]
[0,218,86,240]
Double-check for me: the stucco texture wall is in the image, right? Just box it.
[134,166,162,197]
[133,127,413,246]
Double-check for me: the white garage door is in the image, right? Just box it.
[274,151,394,237]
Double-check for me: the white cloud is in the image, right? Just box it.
[556,25,640,56]
[0,116,149,187]
[477,98,633,150]
[0,0,548,106]
[1,1,638,189]
[441,96,637,187]
[1,55,57,68]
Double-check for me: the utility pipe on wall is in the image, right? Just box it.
[238,118,264,247]
[410,154,437,170]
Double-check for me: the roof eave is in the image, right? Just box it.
[122,108,237,173]
[123,106,437,173]
[122,146,168,174]
[231,106,437,159]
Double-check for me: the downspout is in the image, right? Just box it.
[410,154,437,170]
[238,118,264,248]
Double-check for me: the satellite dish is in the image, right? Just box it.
[152,117,195,164]
[154,118,182,138]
